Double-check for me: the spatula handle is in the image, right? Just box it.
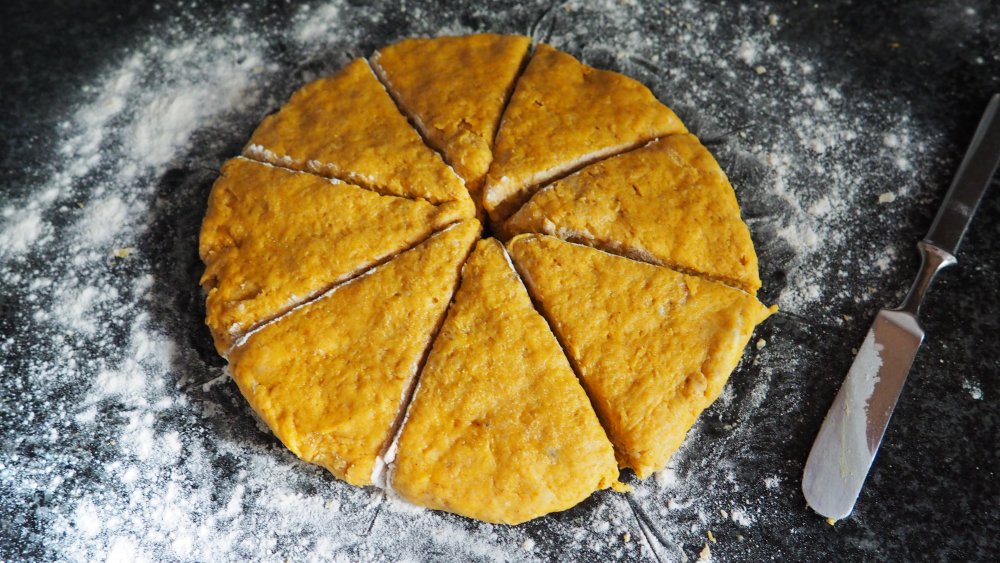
[924,94,1000,256]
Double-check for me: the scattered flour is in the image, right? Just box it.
[0,208,50,255]
[729,508,755,528]
[961,378,984,400]
[128,47,265,170]
[295,3,345,44]
[654,466,680,489]
[81,197,129,244]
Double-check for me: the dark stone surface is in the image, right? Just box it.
[1,0,998,561]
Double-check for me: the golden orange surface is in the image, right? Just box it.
[483,43,687,223]
[199,157,468,353]
[373,34,531,207]
[202,34,775,524]
[506,134,762,293]
[227,220,479,486]
[244,58,472,212]
[391,239,619,524]
[507,234,775,478]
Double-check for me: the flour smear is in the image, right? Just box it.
[1,1,947,561]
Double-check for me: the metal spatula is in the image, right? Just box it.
[802,94,1000,521]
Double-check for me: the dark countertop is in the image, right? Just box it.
[1,1,998,561]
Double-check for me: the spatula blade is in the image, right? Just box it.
[802,310,924,520]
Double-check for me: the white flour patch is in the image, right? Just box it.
[729,508,755,527]
[81,196,129,244]
[0,208,50,255]
[128,46,265,170]
[961,378,983,400]
[654,466,680,489]
[294,3,345,44]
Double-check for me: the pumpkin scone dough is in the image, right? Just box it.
[482,43,687,223]
[507,234,775,478]
[227,220,480,487]
[204,34,776,524]
[244,58,472,213]
[372,34,531,205]
[199,157,468,354]
[390,239,620,525]
[506,134,762,293]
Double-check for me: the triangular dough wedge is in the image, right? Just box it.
[372,34,531,203]
[507,234,775,478]
[506,134,761,293]
[391,238,619,524]
[483,43,687,222]
[244,58,472,213]
[227,220,481,486]
[199,157,469,353]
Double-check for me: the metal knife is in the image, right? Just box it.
[802,94,1000,521]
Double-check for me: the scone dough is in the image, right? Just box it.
[227,221,479,486]
[203,36,774,524]
[200,157,468,353]
[391,239,619,524]
[483,43,687,223]
[244,58,473,214]
[508,234,774,477]
[373,33,531,207]
[506,134,762,293]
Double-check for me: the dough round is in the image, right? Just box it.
[199,34,772,524]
